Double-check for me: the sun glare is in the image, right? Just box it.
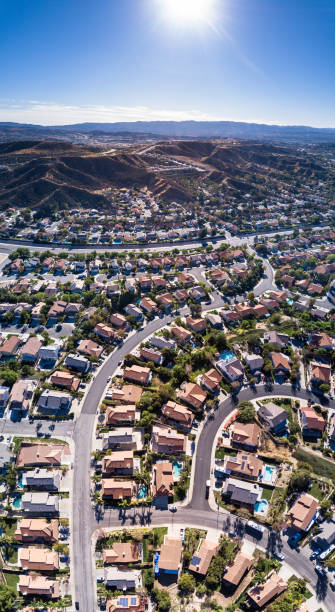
[160,0,216,27]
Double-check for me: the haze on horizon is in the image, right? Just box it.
[0,0,334,128]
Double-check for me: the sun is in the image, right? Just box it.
[160,0,216,26]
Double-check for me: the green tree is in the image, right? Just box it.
[178,572,196,595]
[153,588,171,612]
[0,583,16,611]
[237,401,256,423]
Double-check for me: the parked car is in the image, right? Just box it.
[273,551,285,561]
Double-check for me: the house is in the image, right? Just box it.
[102,429,137,451]
[38,389,72,413]
[64,302,82,318]
[50,370,80,391]
[102,479,134,499]
[152,462,174,508]
[19,547,59,571]
[139,297,157,314]
[200,369,222,394]
[21,492,59,514]
[189,540,219,576]
[178,382,207,411]
[308,283,324,296]
[18,575,59,598]
[186,316,207,334]
[247,573,287,608]
[48,300,67,319]
[217,356,244,383]
[138,347,163,365]
[17,443,67,468]
[171,325,192,345]
[269,290,288,303]
[9,380,34,412]
[206,313,222,328]
[94,323,115,343]
[15,518,58,543]
[150,335,177,351]
[21,337,42,363]
[0,386,9,409]
[104,568,141,590]
[21,468,60,490]
[309,333,334,350]
[174,288,189,304]
[110,313,129,329]
[288,493,320,532]
[108,386,143,407]
[102,451,134,475]
[123,365,152,386]
[105,404,136,426]
[270,352,291,377]
[223,551,253,587]
[39,342,61,364]
[223,452,263,481]
[243,354,264,372]
[71,279,85,293]
[0,335,20,358]
[310,361,331,385]
[264,330,289,349]
[158,536,183,575]
[124,305,143,321]
[258,402,288,434]
[44,282,58,297]
[162,400,194,430]
[64,353,90,373]
[300,405,325,437]
[31,302,44,323]
[103,542,140,564]
[223,477,261,511]
[106,595,147,612]
[221,310,240,324]
[157,292,174,311]
[77,338,103,358]
[151,424,186,454]
[231,422,261,451]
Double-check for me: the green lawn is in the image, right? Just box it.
[309,481,324,501]
[215,447,236,460]
[3,571,19,589]
[294,448,335,480]
[261,487,273,501]
[0,519,17,537]
[152,527,168,547]
[6,547,18,564]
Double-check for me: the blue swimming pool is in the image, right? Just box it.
[220,350,235,361]
[17,474,25,489]
[137,485,146,500]
[263,466,275,483]
[255,499,269,515]
[12,495,21,509]
[172,461,182,480]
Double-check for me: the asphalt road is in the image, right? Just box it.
[70,260,280,612]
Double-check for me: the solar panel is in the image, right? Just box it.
[191,555,201,565]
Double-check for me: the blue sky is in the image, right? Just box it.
[0,0,334,126]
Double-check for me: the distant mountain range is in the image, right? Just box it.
[1,120,335,143]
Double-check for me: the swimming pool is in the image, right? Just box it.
[12,495,21,509]
[17,474,25,489]
[137,485,146,500]
[220,350,235,361]
[263,465,275,483]
[254,499,269,515]
[172,461,182,480]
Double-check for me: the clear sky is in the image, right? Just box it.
[0,0,334,127]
